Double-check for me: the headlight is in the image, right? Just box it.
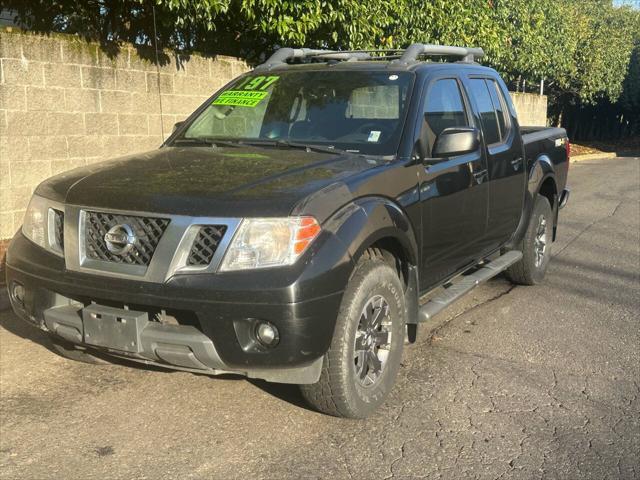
[22,194,64,255]
[219,216,321,271]
[22,195,49,249]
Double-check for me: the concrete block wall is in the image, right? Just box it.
[0,29,249,241]
[509,92,548,127]
[0,29,551,245]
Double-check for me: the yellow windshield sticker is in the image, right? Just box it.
[213,90,269,107]
[212,75,279,107]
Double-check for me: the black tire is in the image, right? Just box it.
[50,338,110,365]
[300,249,406,418]
[506,194,553,285]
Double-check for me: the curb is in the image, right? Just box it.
[571,152,617,163]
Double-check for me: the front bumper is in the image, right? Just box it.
[6,231,352,384]
[37,303,323,383]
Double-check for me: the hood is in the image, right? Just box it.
[35,146,381,218]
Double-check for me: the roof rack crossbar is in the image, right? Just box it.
[394,43,484,65]
[314,51,372,61]
[256,48,346,70]
[256,48,328,70]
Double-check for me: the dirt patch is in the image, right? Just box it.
[572,137,640,156]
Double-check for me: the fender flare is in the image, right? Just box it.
[529,155,557,200]
[508,154,558,248]
[325,196,421,333]
[325,196,419,267]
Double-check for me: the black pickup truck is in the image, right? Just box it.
[6,44,569,418]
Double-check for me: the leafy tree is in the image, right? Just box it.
[620,42,640,119]
[3,0,639,136]
[569,1,637,103]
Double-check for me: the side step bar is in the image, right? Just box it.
[418,250,522,323]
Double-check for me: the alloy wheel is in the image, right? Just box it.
[354,294,392,387]
[534,216,548,267]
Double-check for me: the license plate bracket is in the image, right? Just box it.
[82,304,148,353]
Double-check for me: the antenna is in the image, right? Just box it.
[152,6,165,141]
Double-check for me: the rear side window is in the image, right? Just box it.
[486,80,510,141]
[468,78,500,145]
[424,79,468,138]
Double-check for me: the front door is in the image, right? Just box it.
[418,77,489,290]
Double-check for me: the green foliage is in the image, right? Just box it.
[379,0,503,61]
[570,1,637,103]
[620,44,640,114]
[4,0,639,110]
[490,1,577,85]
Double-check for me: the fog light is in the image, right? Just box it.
[11,282,25,307]
[255,321,279,347]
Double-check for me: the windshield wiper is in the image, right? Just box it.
[173,137,357,156]
[278,140,350,155]
[240,139,349,155]
[172,137,243,148]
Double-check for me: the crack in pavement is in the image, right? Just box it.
[553,199,624,257]
[384,441,407,480]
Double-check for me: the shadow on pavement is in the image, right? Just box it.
[0,308,313,411]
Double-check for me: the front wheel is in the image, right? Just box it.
[300,250,406,418]
[506,194,553,285]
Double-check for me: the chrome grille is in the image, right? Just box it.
[187,225,227,266]
[85,211,170,266]
[52,208,64,252]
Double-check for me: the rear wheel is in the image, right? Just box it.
[300,250,406,418]
[507,194,553,285]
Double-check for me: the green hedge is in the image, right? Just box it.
[5,0,639,124]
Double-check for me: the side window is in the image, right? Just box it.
[468,78,500,145]
[424,79,469,140]
[486,80,509,141]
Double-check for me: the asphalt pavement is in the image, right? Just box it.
[1,156,638,480]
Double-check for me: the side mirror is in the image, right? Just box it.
[172,121,185,133]
[432,127,480,158]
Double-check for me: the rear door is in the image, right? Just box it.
[418,76,489,288]
[464,77,525,249]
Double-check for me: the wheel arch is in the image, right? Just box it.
[327,197,418,274]
[507,154,559,248]
[326,196,421,338]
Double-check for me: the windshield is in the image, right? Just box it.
[177,70,414,155]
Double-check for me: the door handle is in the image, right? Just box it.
[511,157,522,166]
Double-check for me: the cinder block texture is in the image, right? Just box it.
[509,93,548,127]
[0,29,249,239]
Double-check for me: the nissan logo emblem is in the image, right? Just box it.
[104,224,136,255]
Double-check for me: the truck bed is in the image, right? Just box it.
[520,126,566,145]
